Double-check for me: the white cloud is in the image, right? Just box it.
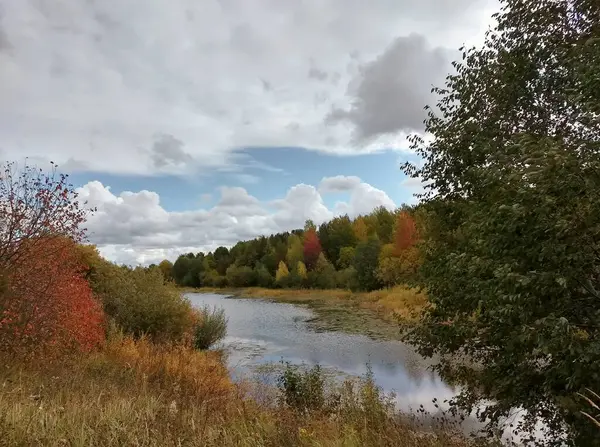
[318,175,396,217]
[77,176,396,265]
[332,183,396,217]
[0,0,497,175]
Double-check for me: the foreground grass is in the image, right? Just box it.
[185,286,427,340]
[0,334,492,447]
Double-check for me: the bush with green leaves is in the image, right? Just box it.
[193,305,228,350]
[277,362,326,413]
[276,362,396,428]
[87,257,193,342]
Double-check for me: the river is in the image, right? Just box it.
[186,293,547,443]
[187,292,455,414]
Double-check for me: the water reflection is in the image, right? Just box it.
[187,293,455,412]
[187,293,549,444]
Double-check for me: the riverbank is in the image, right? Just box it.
[0,333,489,447]
[182,286,427,341]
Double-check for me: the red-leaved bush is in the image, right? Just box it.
[0,238,105,355]
[0,162,104,357]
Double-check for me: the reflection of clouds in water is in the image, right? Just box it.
[195,294,552,443]
[192,293,456,407]
[392,378,456,412]
[191,294,552,444]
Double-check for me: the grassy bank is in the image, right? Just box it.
[0,333,490,447]
[183,286,427,340]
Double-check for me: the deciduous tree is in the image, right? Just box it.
[402,1,600,444]
[275,261,290,283]
[303,227,322,271]
[352,217,368,243]
[353,236,382,292]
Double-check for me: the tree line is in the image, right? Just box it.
[154,205,422,292]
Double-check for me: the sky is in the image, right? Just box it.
[0,0,499,265]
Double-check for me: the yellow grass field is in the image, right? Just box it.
[0,331,480,447]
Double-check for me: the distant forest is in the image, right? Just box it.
[154,204,422,292]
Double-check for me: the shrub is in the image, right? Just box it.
[277,362,326,413]
[1,237,105,357]
[193,305,228,350]
[87,258,194,342]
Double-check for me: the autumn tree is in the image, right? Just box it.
[1,237,105,356]
[303,227,322,271]
[0,162,89,272]
[0,162,104,356]
[286,234,304,270]
[402,1,600,444]
[393,211,418,254]
[374,211,422,287]
[275,261,290,284]
[296,261,308,280]
[352,217,369,242]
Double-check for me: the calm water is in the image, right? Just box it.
[187,293,545,443]
[187,292,454,413]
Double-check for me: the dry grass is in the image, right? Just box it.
[0,331,487,447]
[361,286,428,322]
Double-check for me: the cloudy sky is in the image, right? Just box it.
[0,0,498,264]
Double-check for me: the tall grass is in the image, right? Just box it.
[0,332,494,446]
[193,305,228,350]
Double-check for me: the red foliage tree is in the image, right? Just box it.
[303,227,322,271]
[0,162,104,357]
[393,211,418,254]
